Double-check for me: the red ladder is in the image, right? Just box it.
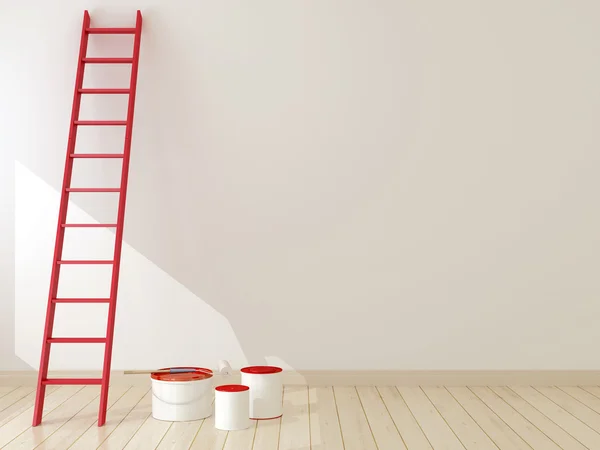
[32,10,143,427]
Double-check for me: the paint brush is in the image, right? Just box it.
[124,368,211,375]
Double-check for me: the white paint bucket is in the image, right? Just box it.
[151,367,213,421]
[241,366,283,419]
[215,385,250,431]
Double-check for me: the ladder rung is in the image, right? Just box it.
[79,89,130,94]
[52,298,111,303]
[57,260,114,264]
[83,57,133,64]
[62,223,118,228]
[70,153,125,158]
[66,188,120,193]
[48,337,107,344]
[86,28,136,34]
[74,121,127,126]
[43,378,103,385]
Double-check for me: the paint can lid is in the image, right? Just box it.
[240,366,283,374]
[215,384,250,392]
[151,367,213,382]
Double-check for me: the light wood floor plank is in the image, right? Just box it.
[278,385,310,450]
[511,386,600,448]
[447,387,531,450]
[0,385,82,448]
[357,386,406,450]
[582,386,600,401]
[334,386,378,450]
[378,387,432,450]
[253,416,281,450]
[69,386,149,450]
[397,386,464,450]
[3,384,600,450]
[188,413,228,450]
[534,386,600,432]
[0,387,19,399]
[561,386,600,414]
[156,419,205,450]
[0,387,35,412]
[308,386,344,450]
[97,389,153,449]
[490,386,586,450]
[534,386,600,433]
[423,386,496,450]
[222,420,257,450]
[0,387,59,428]
[4,385,99,449]
[36,385,131,450]
[470,387,561,450]
[124,415,173,449]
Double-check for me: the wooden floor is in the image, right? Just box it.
[1,385,600,449]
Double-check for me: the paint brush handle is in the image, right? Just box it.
[124,367,207,375]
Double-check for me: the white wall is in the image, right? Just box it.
[3,0,600,371]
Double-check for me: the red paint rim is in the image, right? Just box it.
[240,366,283,374]
[251,414,283,420]
[151,367,213,382]
[215,384,249,392]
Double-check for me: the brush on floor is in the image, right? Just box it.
[125,360,232,376]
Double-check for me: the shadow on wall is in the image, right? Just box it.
[16,158,309,375]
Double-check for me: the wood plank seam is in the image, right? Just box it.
[475,387,566,449]
[393,386,434,449]
[154,421,175,448]
[307,386,312,450]
[505,386,589,448]
[186,399,214,448]
[374,387,409,449]
[250,418,259,448]
[419,387,468,449]
[465,387,535,450]
[93,387,151,448]
[221,431,231,449]
[531,386,600,436]
[120,407,152,448]
[552,386,600,418]
[26,390,102,448]
[0,388,20,402]
[187,420,206,448]
[63,385,132,448]
[444,387,503,449]
[275,387,285,449]
[556,386,600,413]
[354,386,381,449]
[581,387,600,401]
[2,386,85,447]
[331,387,347,450]
[0,388,36,414]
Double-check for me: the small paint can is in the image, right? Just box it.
[215,384,250,430]
[151,367,213,421]
[240,366,283,420]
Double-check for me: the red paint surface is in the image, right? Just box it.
[215,384,250,392]
[241,366,283,374]
[152,368,213,382]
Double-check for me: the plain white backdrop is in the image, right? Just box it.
[3,0,600,370]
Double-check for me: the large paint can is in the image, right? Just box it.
[240,366,283,419]
[151,367,213,421]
